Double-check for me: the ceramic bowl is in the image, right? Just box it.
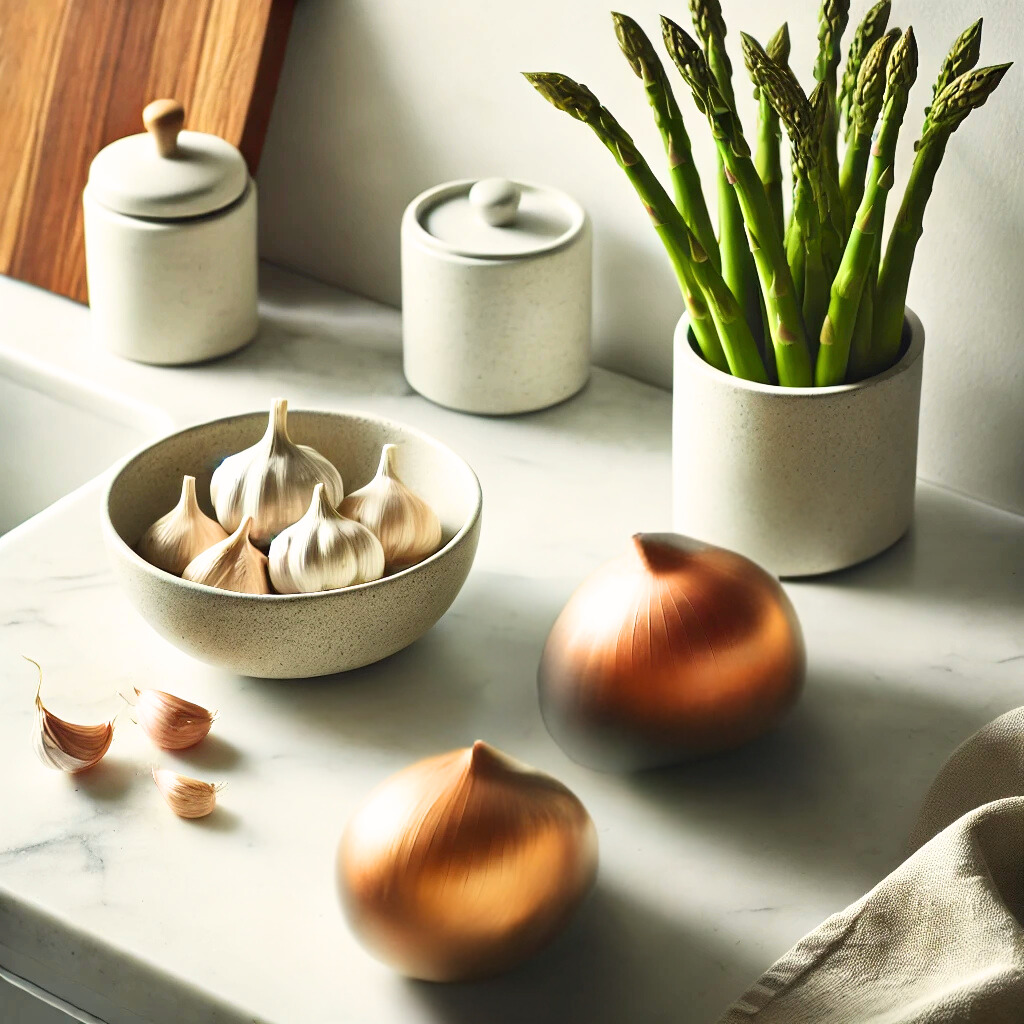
[103,409,482,678]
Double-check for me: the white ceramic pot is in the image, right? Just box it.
[402,178,591,415]
[672,310,924,577]
[83,99,258,365]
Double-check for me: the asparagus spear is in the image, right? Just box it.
[813,0,852,199]
[873,60,1012,372]
[839,0,892,138]
[611,13,718,266]
[523,71,770,380]
[754,24,790,240]
[839,30,900,231]
[665,18,812,387]
[816,29,918,387]
[687,0,762,347]
[924,18,983,130]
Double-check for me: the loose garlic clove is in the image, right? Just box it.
[152,769,222,818]
[269,483,385,594]
[137,475,229,575]
[182,516,270,594]
[210,397,344,548]
[133,687,216,750]
[340,444,442,570]
[28,657,114,773]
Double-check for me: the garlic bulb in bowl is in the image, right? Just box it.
[340,444,441,569]
[269,483,385,593]
[210,397,344,548]
[337,740,597,981]
[137,475,228,575]
[182,516,270,594]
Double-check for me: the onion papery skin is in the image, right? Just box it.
[337,741,598,981]
[538,533,806,771]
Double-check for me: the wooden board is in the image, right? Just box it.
[0,0,294,304]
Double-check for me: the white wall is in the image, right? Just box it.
[258,0,1024,514]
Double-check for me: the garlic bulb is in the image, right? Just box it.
[133,687,216,750]
[337,740,598,981]
[137,475,228,575]
[538,532,805,771]
[182,516,270,594]
[269,483,385,594]
[28,658,114,773]
[340,444,442,569]
[152,769,222,818]
[210,397,344,548]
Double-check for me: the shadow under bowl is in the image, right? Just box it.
[103,409,482,678]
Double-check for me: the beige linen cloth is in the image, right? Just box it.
[718,707,1024,1023]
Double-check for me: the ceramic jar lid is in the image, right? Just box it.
[87,99,248,219]
[413,178,586,259]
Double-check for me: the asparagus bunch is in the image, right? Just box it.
[525,3,1011,388]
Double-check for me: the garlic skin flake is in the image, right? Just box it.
[134,687,216,750]
[269,483,385,594]
[210,397,344,548]
[340,444,442,569]
[137,475,228,575]
[182,516,270,594]
[28,658,114,773]
[152,769,222,818]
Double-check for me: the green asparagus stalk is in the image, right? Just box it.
[688,0,762,347]
[523,71,771,380]
[665,18,812,387]
[816,28,918,387]
[813,0,852,203]
[755,24,790,240]
[611,12,718,266]
[924,18,983,130]
[873,60,1012,372]
[839,30,900,232]
[839,0,892,138]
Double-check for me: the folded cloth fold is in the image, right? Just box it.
[718,707,1024,1023]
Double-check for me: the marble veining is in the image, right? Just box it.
[0,264,1022,1023]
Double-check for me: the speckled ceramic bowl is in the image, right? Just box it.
[103,410,482,678]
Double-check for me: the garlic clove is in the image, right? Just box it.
[269,483,385,594]
[210,397,344,548]
[152,768,222,818]
[182,516,271,594]
[133,687,216,750]
[340,444,442,570]
[137,475,229,576]
[338,740,598,981]
[28,657,114,773]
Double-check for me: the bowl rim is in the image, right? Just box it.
[103,406,483,601]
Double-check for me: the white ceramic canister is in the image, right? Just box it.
[672,310,925,578]
[83,99,258,365]
[402,178,591,415]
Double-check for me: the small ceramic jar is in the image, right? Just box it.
[401,178,591,415]
[83,99,258,365]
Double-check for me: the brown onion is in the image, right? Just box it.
[337,740,598,981]
[538,533,805,771]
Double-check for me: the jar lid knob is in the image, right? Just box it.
[143,99,185,158]
[469,178,521,227]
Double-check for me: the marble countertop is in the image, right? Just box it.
[1,265,1022,1024]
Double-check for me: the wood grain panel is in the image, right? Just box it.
[0,0,294,305]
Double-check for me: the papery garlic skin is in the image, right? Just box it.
[135,687,215,750]
[137,475,229,575]
[182,516,270,594]
[210,397,344,548]
[269,483,385,594]
[337,740,598,981]
[28,658,114,773]
[152,769,221,818]
[340,444,442,569]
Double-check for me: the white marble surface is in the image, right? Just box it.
[0,265,1022,1024]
